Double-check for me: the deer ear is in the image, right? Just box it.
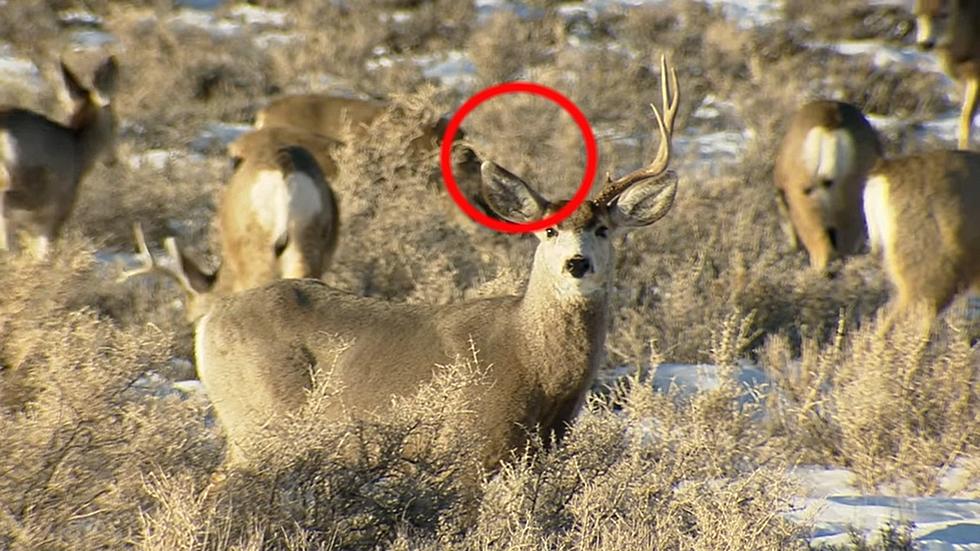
[93,56,119,96]
[480,161,549,223]
[607,171,678,228]
[170,242,217,294]
[60,61,88,104]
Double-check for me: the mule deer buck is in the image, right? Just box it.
[864,149,980,320]
[121,145,338,323]
[774,100,882,272]
[914,0,980,149]
[194,56,680,469]
[0,56,118,257]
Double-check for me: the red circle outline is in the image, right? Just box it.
[440,82,598,234]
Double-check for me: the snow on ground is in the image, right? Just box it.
[811,40,946,76]
[791,466,980,549]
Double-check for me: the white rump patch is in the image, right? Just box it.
[915,15,935,46]
[249,168,324,241]
[802,126,856,185]
[862,174,893,257]
[0,131,18,170]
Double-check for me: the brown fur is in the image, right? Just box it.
[227,126,341,180]
[196,167,677,469]
[915,0,980,149]
[865,149,980,316]
[194,59,684,467]
[774,100,882,271]
[0,57,118,256]
[129,145,339,323]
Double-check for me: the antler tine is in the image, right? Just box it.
[597,54,679,204]
[117,223,156,282]
[117,223,199,297]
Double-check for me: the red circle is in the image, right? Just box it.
[440,82,598,234]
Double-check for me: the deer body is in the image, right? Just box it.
[255,93,457,156]
[256,95,388,138]
[195,58,681,468]
[197,274,608,466]
[915,0,980,149]
[864,149,980,315]
[228,126,341,180]
[122,146,338,323]
[0,57,118,257]
[774,100,882,271]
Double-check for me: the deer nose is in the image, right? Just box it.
[565,256,591,278]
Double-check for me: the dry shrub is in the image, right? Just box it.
[140,350,489,550]
[762,311,980,493]
[607,164,887,365]
[138,321,807,550]
[468,10,558,86]
[464,318,805,550]
[110,13,282,148]
[321,86,510,303]
[0,273,217,549]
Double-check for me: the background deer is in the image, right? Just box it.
[194,57,680,469]
[914,0,980,150]
[863,149,980,320]
[227,126,341,180]
[122,145,338,323]
[774,100,882,272]
[255,92,488,218]
[0,56,118,257]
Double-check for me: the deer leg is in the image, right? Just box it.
[775,190,799,251]
[29,234,51,259]
[959,77,979,150]
[0,191,7,252]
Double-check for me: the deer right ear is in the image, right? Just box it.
[175,247,218,294]
[480,161,549,223]
[607,171,678,228]
[93,56,119,96]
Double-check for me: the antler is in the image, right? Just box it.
[595,54,679,204]
[117,223,200,298]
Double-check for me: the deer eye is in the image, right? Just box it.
[545,228,558,238]
[595,226,608,238]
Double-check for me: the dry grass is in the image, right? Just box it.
[0,0,977,549]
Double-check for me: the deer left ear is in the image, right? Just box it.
[480,161,550,224]
[606,171,678,228]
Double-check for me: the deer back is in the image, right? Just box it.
[228,126,341,180]
[218,145,338,293]
[774,100,881,271]
[864,149,980,314]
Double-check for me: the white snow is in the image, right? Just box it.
[811,40,947,75]
[0,45,44,91]
[189,121,251,153]
[790,466,980,548]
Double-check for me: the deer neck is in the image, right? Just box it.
[518,263,610,399]
[70,103,113,177]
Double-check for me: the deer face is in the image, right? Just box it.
[481,162,677,298]
[531,201,615,296]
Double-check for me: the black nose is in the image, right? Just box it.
[565,256,591,278]
[918,40,935,51]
